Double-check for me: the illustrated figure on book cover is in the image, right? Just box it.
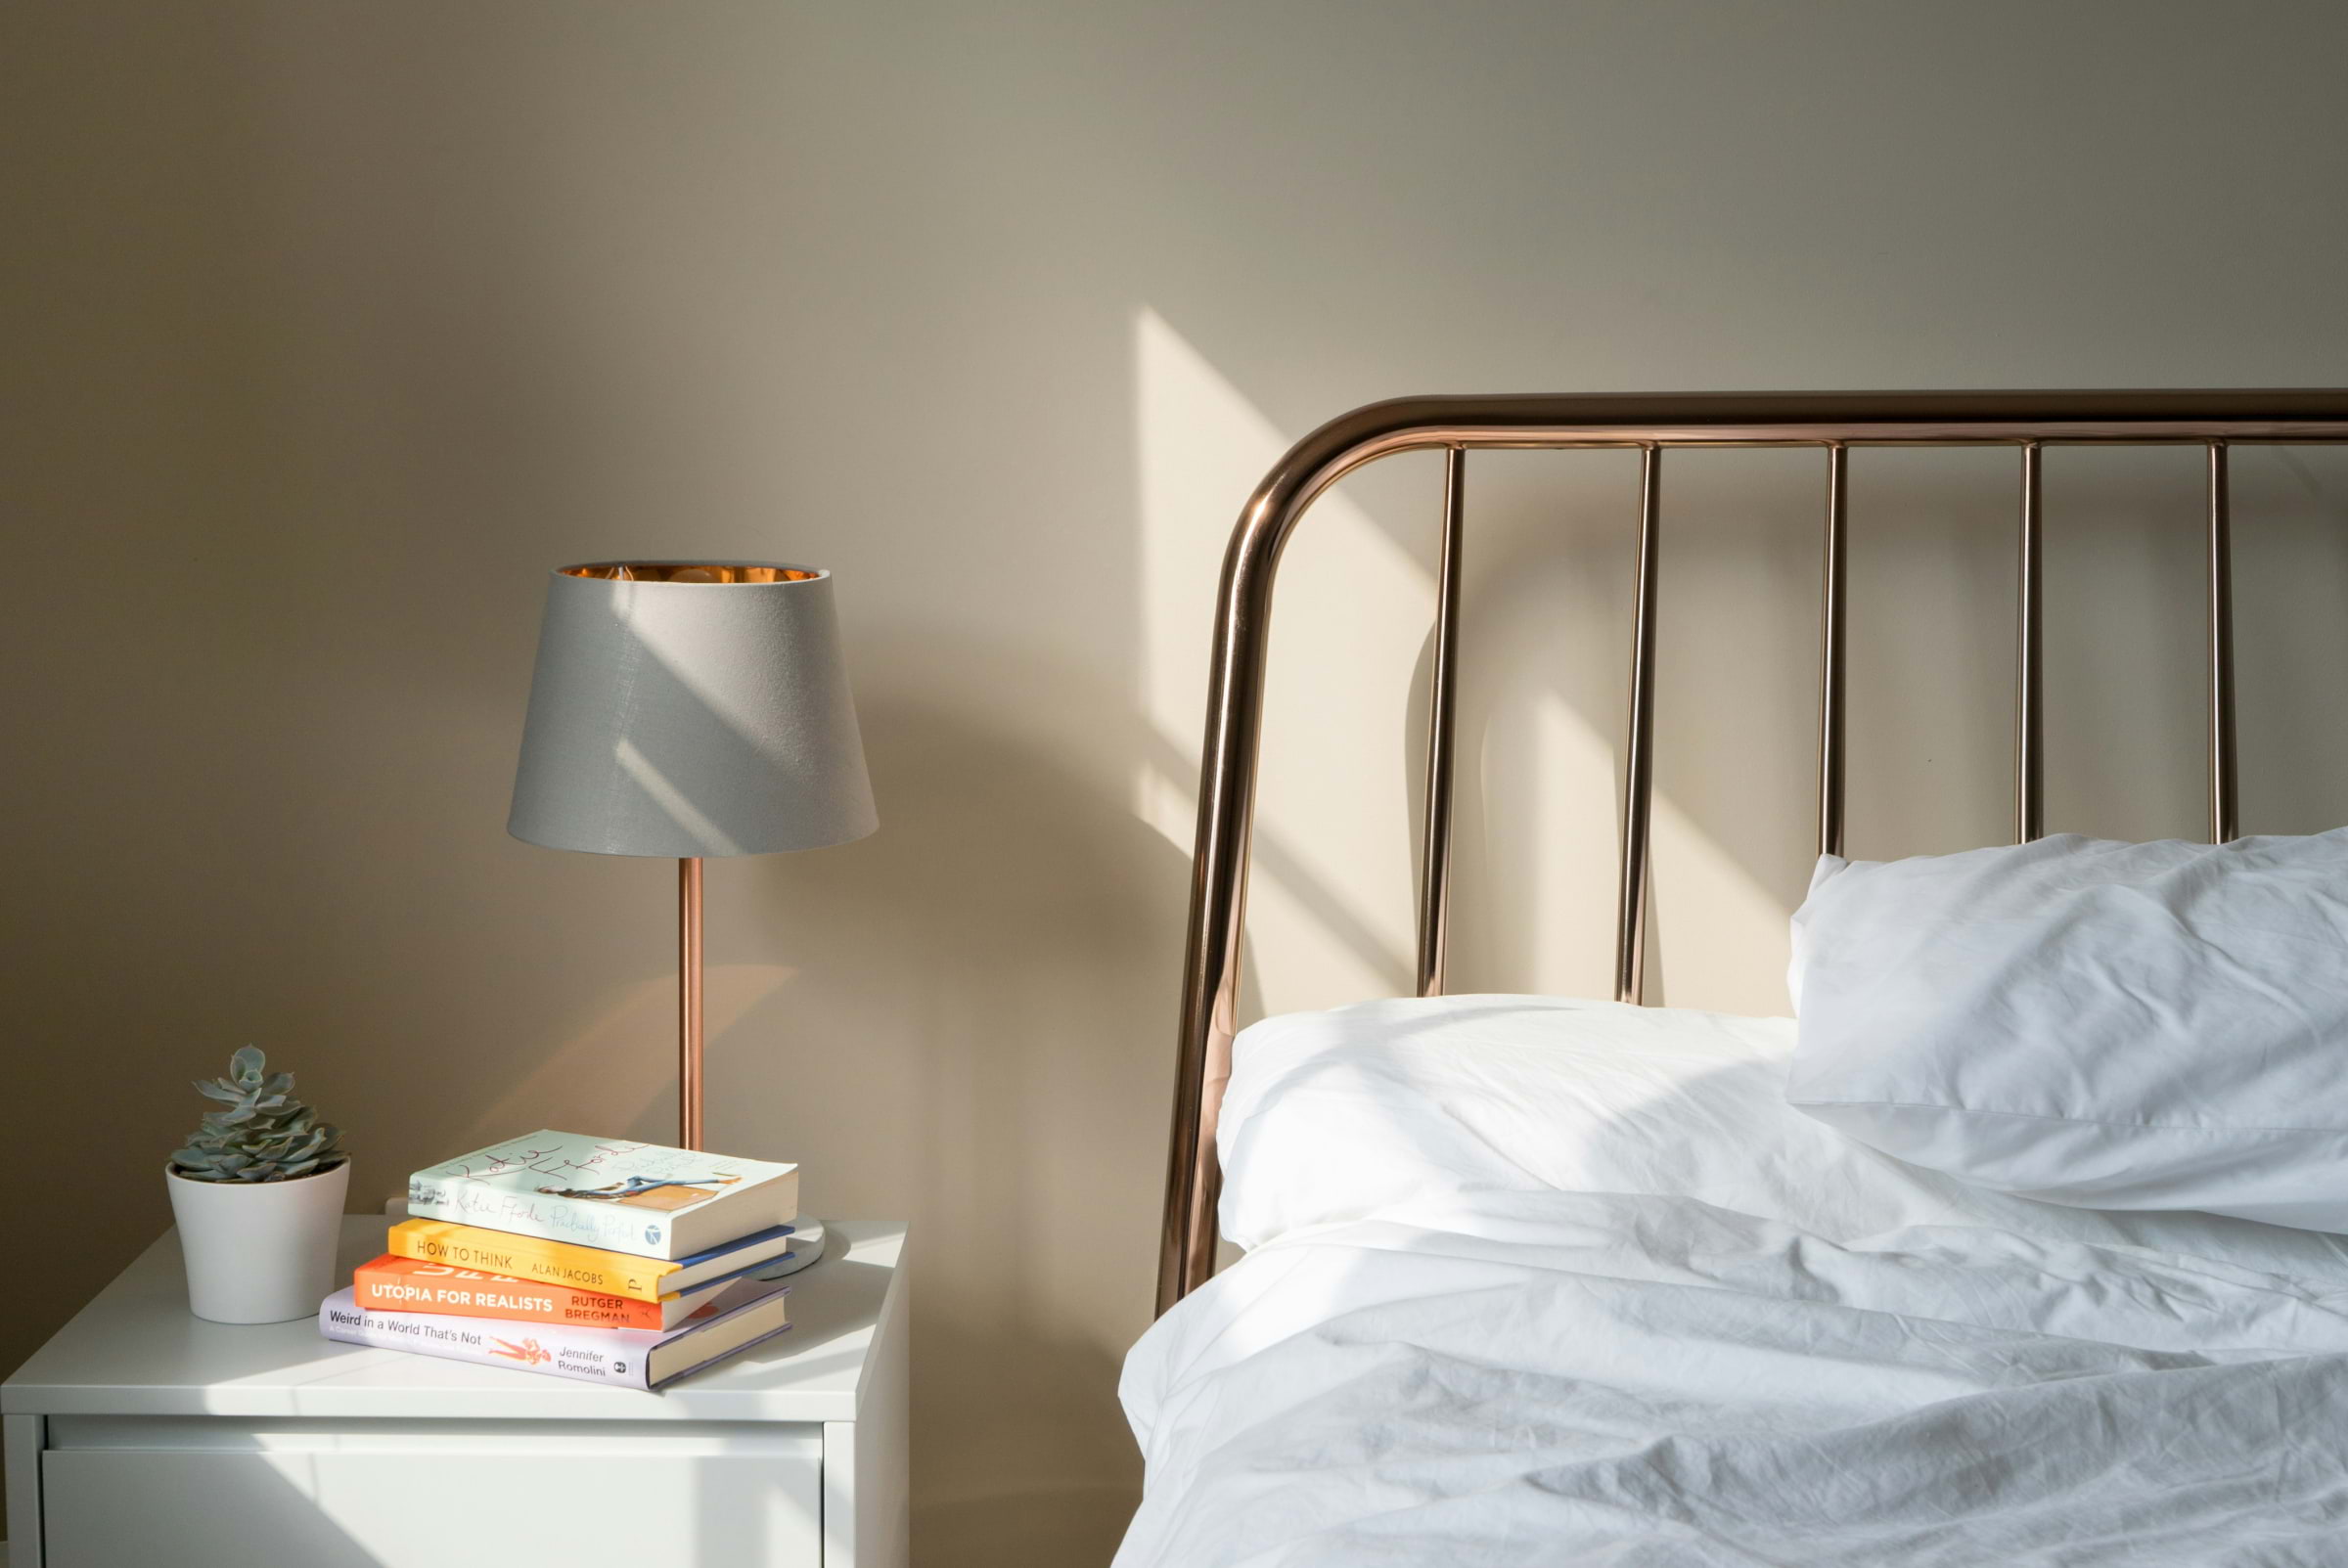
[536,1172,742,1212]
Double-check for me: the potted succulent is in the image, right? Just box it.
[164,1047,349,1323]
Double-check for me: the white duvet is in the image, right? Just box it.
[1115,997,2348,1566]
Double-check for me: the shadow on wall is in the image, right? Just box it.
[713,671,1191,1564]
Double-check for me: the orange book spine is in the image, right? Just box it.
[351,1254,666,1329]
[385,1218,677,1301]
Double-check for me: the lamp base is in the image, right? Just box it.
[751,1216,828,1279]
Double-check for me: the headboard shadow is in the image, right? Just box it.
[1156,390,2348,1316]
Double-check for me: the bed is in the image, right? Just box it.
[1118,393,2348,1565]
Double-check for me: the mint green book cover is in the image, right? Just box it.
[407,1131,799,1260]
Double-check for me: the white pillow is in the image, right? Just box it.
[1787,829,2348,1232]
[1214,994,2346,1276]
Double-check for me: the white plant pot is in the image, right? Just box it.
[165,1159,351,1323]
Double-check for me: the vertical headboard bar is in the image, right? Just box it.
[1416,448,1468,997]
[2016,442,2047,843]
[1615,446,1664,1006]
[2208,442,2239,844]
[1818,444,1850,859]
[1157,475,1282,1317]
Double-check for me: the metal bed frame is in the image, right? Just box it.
[1155,389,2348,1316]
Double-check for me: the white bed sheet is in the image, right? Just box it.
[1116,996,2348,1566]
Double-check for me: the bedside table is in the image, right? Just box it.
[3,1216,908,1568]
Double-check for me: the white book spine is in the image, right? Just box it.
[405,1178,673,1255]
[319,1290,655,1389]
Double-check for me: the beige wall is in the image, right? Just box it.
[9,2,2348,1560]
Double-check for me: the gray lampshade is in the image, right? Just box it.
[508,561,878,858]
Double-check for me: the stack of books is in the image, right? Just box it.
[317,1131,801,1391]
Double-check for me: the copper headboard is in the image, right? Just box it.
[1155,390,2348,1315]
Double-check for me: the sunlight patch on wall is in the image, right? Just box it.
[1133,306,1422,1009]
[1132,306,1792,1017]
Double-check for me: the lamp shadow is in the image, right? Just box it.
[708,650,1192,1568]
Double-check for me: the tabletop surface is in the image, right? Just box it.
[4,1216,906,1424]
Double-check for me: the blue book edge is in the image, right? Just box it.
[649,1320,796,1392]
[674,1222,795,1271]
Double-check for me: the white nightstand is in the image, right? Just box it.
[3,1216,908,1568]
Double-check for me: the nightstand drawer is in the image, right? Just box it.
[41,1417,824,1568]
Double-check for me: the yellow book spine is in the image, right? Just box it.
[385,1220,681,1303]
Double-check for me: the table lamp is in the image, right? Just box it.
[508,560,877,1190]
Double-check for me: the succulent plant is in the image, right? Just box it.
[170,1046,346,1183]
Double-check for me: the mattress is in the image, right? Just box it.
[1115,996,2348,1566]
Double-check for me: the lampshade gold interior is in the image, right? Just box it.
[560,562,821,584]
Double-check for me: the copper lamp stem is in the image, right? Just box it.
[679,857,704,1150]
